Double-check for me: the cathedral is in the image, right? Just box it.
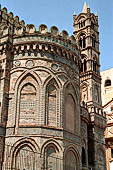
[0,2,106,170]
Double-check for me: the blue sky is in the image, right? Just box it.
[0,0,113,71]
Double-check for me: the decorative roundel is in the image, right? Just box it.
[25,60,35,68]
[51,63,59,71]
[14,60,21,67]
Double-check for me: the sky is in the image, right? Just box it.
[0,0,113,72]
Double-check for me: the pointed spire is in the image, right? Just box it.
[82,2,87,13]
[96,11,98,16]
[87,4,90,8]
[73,11,76,16]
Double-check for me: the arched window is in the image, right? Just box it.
[82,147,86,165]
[79,34,86,49]
[19,83,36,125]
[84,59,87,71]
[79,37,82,48]
[92,34,96,48]
[80,56,87,73]
[105,79,111,87]
[65,150,77,170]
[78,20,85,28]
[47,84,57,126]
[65,93,75,133]
[93,60,96,72]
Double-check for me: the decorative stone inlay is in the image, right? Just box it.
[14,60,21,67]
[25,60,34,68]
[51,63,59,71]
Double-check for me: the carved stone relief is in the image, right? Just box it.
[14,60,21,67]
[25,60,34,68]
[51,63,59,71]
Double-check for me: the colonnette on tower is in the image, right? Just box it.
[0,2,106,170]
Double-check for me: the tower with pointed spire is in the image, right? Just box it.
[73,2,106,170]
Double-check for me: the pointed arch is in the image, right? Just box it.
[14,72,40,132]
[19,82,37,125]
[14,70,42,91]
[41,139,62,170]
[41,139,63,155]
[9,138,40,170]
[96,144,106,167]
[64,82,79,133]
[64,146,80,170]
[64,81,79,103]
[45,78,59,127]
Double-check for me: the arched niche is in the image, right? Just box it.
[65,94,75,132]
[96,145,106,169]
[44,144,59,170]
[15,145,35,170]
[19,83,37,125]
[11,139,40,170]
[105,79,111,87]
[46,79,59,127]
[65,150,77,170]
[16,74,39,126]
[64,83,77,133]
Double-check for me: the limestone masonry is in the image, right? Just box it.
[0,2,106,170]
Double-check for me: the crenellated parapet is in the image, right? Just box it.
[0,6,81,71]
[88,105,106,129]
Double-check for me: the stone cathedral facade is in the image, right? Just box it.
[0,2,106,170]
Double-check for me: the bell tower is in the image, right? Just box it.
[73,2,101,106]
[73,2,106,170]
